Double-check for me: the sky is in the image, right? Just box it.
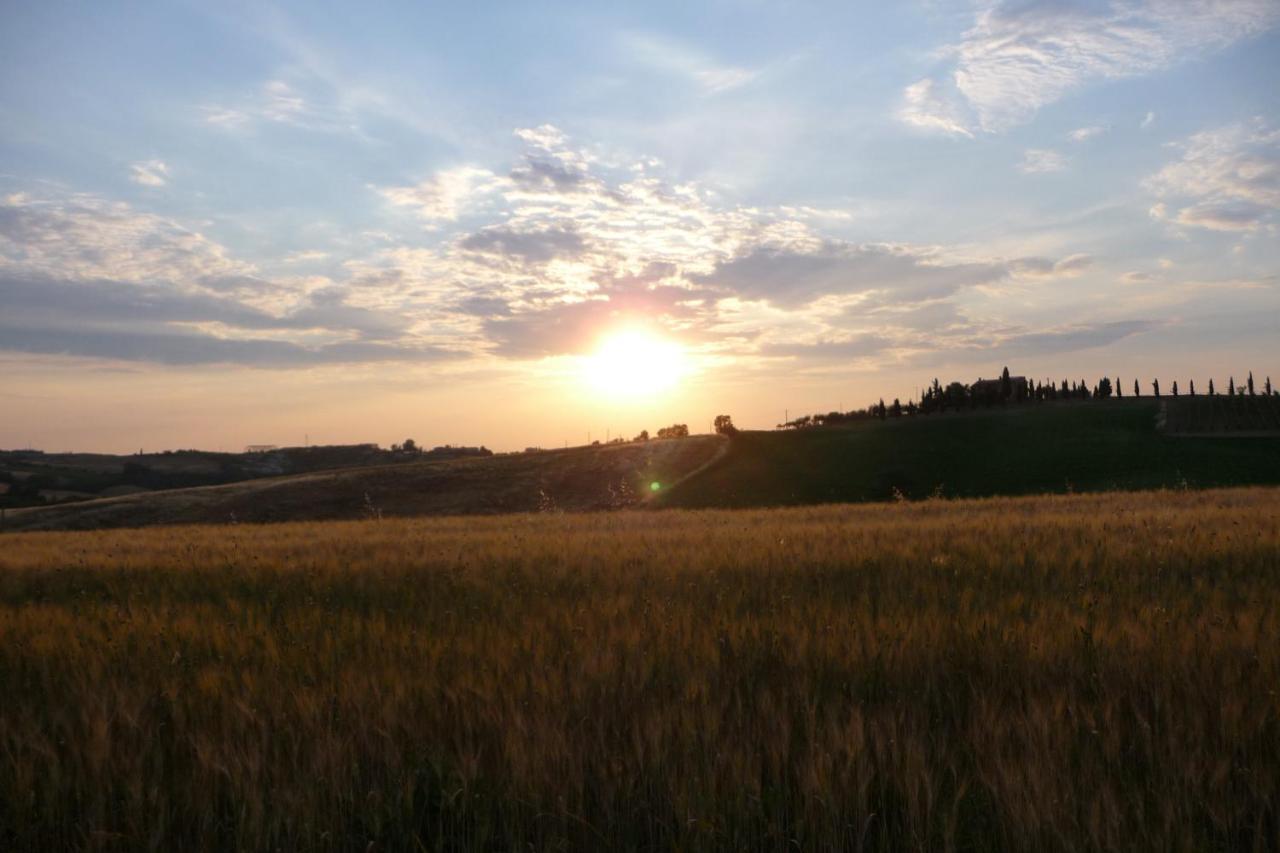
[1,0,1278,453]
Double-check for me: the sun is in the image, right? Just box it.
[582,329,687,398]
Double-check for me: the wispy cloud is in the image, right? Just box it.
[1019,148,1068,174]
[129,160,169,187]
[379,166,510,224]
[898,78,974,138]
[1146,120,1280,231]
[900,0,1278,135]
[1069,126,1107,143]
[201,78,360,136]
[620,32,759,95]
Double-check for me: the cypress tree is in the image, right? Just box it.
[1190,379,1196,396]
[1209,378,1216,395]
[1229,377,1236,396]
[1134,379,1140,397]
[1267,376,1273,396]
[1152,378,1160,398]
[1116,378,1123,398]
[1247,371,1255,395]
[1172,380,1179,396]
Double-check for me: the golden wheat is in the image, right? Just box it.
[1,487,1278,851]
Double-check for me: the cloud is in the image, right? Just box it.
[0,193,251,284]
[1141,110,1156,129]
[370,126,1109,369]
[459,225,587,265]
[0,323,455,368]
[4,126,1110,373]
[898,79,974,138]
[129,160,169,187]
[0,192,460,367]
[201,78,363,136]
[282,250,328,263]
[693,242,1082,308]
[979,320,1155,358]
[1069,125,1107,142]
[379,166,509,223]
[901,0,1278,135]
[1146,120,1280,231]
[1006,253,1093,277]
[620,33,758,95]
[1018,149,1068,173]
[481,279,704,358]
[759,334,897,361]
[0,272,438,367]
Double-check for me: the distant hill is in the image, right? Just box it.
[7,400,1278,532]
[1,437,724,532]
[0,443,488,510]
[659,400,1280,509]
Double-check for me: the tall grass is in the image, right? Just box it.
[2,488,1278,851]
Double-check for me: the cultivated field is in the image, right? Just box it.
[2,488,1278,851]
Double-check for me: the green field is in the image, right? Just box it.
[665,400,1280,508]
[1163,394,1280,434]
[2,487,1279,851]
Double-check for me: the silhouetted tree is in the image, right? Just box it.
[713,415,737,436]
[1267,376,1274,396]
[876,398,887,420]
[1190,379,1196,396]
[1228,377,1236,396]
[1000,366,1012,401]
[1247,371,1255,396]
[1097,377,1113,399]
[1209,378,1216,395]
[1152,378,1160,398]
[657,424,689,439]
[402,438,418,453]
[1133,379,1140,397]
[634,429,649,442]
[1172,381,1179,397]
[1116,378,1122,398]
[890,398,902,417]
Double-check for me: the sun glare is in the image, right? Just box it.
[583,329,687,398]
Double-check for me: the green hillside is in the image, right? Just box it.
[662,400,1280,508]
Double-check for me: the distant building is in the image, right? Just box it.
[244,444,279,453]
[972,375,1028,402]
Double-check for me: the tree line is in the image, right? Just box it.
[779,367,1276,429]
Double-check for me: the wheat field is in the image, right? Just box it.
[2,487,1278,851]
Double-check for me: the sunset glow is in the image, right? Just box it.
[583,330,688,399]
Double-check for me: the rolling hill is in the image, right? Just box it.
[1,436,725,532]
[659,399,1280,509]
[6,399,1279,532]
